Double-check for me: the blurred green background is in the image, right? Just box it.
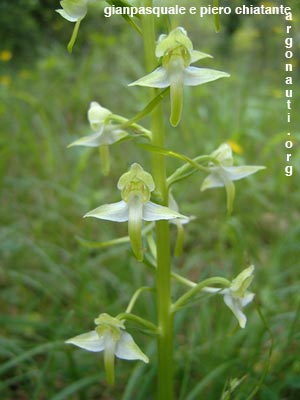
[1,0,300,399]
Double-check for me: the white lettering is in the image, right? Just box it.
[285,140,293,149]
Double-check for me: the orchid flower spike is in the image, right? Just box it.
[204,265,255,328]
[66,313,149,385]
[201,143,266,214]
[56,0,95,51]
[84,163,189,261]
[129,27,229,127]
[68,101,128,175]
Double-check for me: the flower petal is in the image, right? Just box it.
[201,172,224,190]
[117,163,155,194]
[103,128,128,144]
[190,50,213,63]
[211,143,233,166]
[56,0,88,21]
[88,101,111,131]
[155,27,192,58]
[65,330,105,352]
[222,166,266,181]
[201,163,265,213]
[56,9,79,22]
[223,294,247,329]
[231,265,255,293]
[68,131,103,147]
[183,66,230,86]
[84,201,129,222]
[241,292,255,307]
[129,67,170,88]
[201,167,236,214]
[115,331,149,363]
[143,201,188,221]
[69,126,128,148]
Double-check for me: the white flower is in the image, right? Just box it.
[68,102,128,175]
[201,143,265,213]
[56,0,93,22]
[129,27,229,126]
[68,101,128,148]
[85,163,188,260]
[56,0,96,52]
[66,313,149,385]
[205,266,255,328]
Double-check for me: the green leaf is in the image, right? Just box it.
[138,143,208,172]
[124,88,169,126]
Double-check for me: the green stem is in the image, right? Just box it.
[138,144,211,176]
[119,88,169,128]
[117,312,159,334]
[171,277,230,314]
[171,271,196,288]
[109,114,153,139]
[167,155,213,187]
[125,286,155,314]
[142,7,173,399]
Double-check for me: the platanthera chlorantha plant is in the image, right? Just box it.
[57,1,265,398]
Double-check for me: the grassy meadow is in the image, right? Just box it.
[1,3,300,399]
